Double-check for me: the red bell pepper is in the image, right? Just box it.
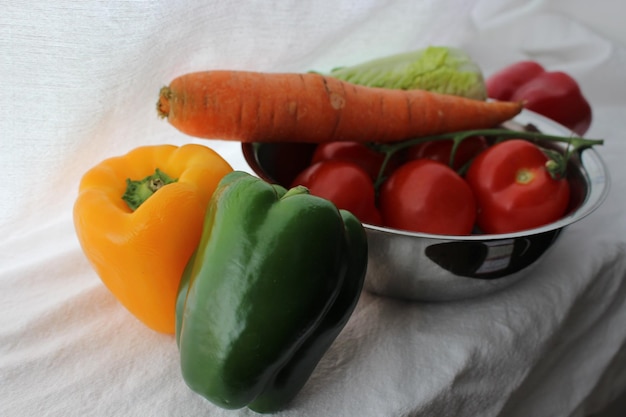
[486,61,592,135]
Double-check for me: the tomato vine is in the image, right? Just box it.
[368,127,604,189]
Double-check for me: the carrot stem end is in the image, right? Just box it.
[157,86,173,119]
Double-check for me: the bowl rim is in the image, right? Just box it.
[242,109,611,241]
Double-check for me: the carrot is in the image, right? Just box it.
[157,70,523,143]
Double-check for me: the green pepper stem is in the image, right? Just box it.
[370,128,603,188]
[122,168,177,211]
[282,185,310,199]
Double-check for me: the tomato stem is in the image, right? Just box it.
[369,127,603,189]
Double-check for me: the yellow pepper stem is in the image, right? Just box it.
[122,168,177,211]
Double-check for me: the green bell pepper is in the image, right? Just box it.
[175,171,368,413]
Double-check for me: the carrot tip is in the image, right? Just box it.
[157,86,172,119]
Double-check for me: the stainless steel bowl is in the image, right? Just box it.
[242,110,610,301]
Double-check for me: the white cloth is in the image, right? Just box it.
[2,1,626,416]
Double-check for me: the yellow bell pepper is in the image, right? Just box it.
[73,144,233,334]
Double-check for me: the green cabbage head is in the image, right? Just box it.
[326,46,487,100]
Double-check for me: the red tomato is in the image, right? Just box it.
[404,136,489,171]
[311,142,398,181]
[291,160,382,225]
[379,159,477,235]
[465,139,570,234]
